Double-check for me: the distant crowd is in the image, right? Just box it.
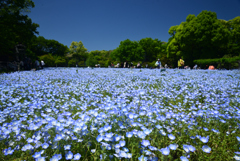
[104,58,216,70]
[19,57,45,71]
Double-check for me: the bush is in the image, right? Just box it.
[39,54,55,67]
[86,55,97,67]
[149,61,157,68]
[68,59,77,67]
[78,61,85,67]
[55,57,66,67]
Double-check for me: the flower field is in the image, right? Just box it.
[0,68,240,161]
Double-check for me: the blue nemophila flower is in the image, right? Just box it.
[27,138,34,143]
[115,148,120,153]
[35,135,42,140]
[32,151,42,159]
[212,129,220,134]
[126,132,133,138]
[202,145,211,153]
[4,147,14,155]
[141,140,150,147]
[105,132,114,138]
[96,135,104,142]
[73,153,81,160]
[183,145,190,153]
[115,144,121,149]
[143,150,152,155]
[14,145,20,151]
[156,125,162,129]
[143,129,152,135]
[138,155,148,161]
[126,153,132,159]
[104,136,112,142]
[180,156,189,161]
[160,129,166,136]
[91,149,96,153]
[64,145,71,150]
[119,140,126,147]
[203,127,209,131]
[66,151,73,160]
[103,125,112,132]
[22,144,34,151]
[50,154,62,161]
[169,143,178,150]
[119,151,127,158]
[54,134,63,141]
[128,113,134,119]
[42,143,49,149]
[235,152,240,155]
[200,136,209,143]
[236,136,240,142]
[160,147,170,155]
[138,131,146,139]
[114,134,122,141]
[148,146,158,151]
[36,157,45,161]
[188,145,196,152]
[190,136,196,139]
[168,134,176,140]
[234,155,240,160]
[122,147,129,152]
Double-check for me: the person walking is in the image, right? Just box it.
[155,59,161,69]
[35,59,40,70]
[41,60,45,69]
[137,62,141,68]
[178,58,184,69]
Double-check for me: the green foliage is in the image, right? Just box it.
[167,10,231,66]
[78,61,85,67]
[55,57,66,67]
[68,59,77,67]
[194,59,222,65]
[30,36,69,57]
[39,54,55,67]
[69,41,88,64]
[227,16,240,56]
[111,39,144,62]
[110,38,165,64]
[194,56,240,69]
[0,0,39,61]
[86,54,97,67]
[88,50,113,67]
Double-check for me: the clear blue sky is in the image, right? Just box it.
[28,0,240,52]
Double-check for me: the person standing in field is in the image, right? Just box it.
[155,59,161,69]
[178,58,184,69]
[41,60,45,69]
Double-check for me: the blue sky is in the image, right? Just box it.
[28,0,240,51]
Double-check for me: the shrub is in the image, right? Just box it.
[39,54,55,67]
[86,55,97,67]
[55,57,66,67]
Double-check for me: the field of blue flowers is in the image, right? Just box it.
[0,68,240,161]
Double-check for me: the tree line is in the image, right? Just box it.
[1,0,239,70]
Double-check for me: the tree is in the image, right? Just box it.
[69,41,88,64]
[88,50,113,67]
[86,54,97,67]
[55,56,66,67]
[39,54,55,67]
[30,36,69,57]
[167,11,230,66]
[0,0,39,61]
[110,39,144,62]
[139,38,163,62]
[227,16,240,57]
